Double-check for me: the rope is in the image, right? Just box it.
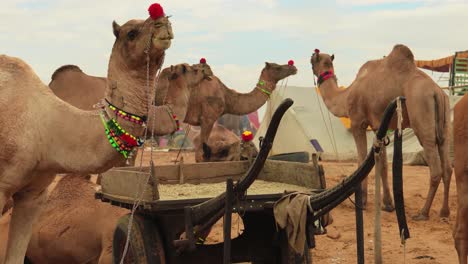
[119,29,165,264]
[373,138,384,264]
[313,86,340,161]
[396,98,403,136]
[401,229,407,264]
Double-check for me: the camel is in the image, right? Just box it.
[191,125,257,163]
[0,174,126,264]
[454,94,468,264]
[0,4,203,262]
[49,65,106,110]
[185,61,297,158]
[48,59,294,159]
[310,44,452,220]
[192,124,241,162]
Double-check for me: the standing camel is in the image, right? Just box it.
[454,94,468,264]
[184,61,297,158]
[48,59,296,159]
[310,44,451,220]
[49,65,106,110]
[0,3,201,263]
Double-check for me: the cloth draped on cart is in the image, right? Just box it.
[273,192,310,255]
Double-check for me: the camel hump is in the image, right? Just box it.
[50,64,83,81]
[388,44,415,62]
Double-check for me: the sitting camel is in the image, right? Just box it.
[0,4,210,263]
[310,44,451,220]
[192,124,241,162]
[191,124,258,163]
[454,94,468,264]
[0,174,126,264]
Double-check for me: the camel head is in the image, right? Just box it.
[169,63,213,86]
[111,4,173,68]
[261,62,297,83]
[194,124,241,162]
[201,141,241,162]
[310,49,335,77]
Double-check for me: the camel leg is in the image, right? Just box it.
[0,192,7,217]
[413,143,442,221]
[4,185,48,264]
[454,219,468,264]
[200,117,216,158]
[438,138,452,218]
[351,126,369,208]
[380,147,394,212]
[454,205,468,264]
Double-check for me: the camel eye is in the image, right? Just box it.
[219,149,229,157]
[127,30,138,40]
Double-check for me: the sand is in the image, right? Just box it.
[157,180,311,200]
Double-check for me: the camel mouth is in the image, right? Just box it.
[152,37,172,49]
[289,66,298,75]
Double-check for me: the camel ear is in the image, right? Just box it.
[202,143,212,160]
[181,64,187,74]
[112,21,121,38]
[331,54,335,61]
[265,62,271,69]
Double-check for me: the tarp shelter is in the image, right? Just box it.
[415,51,468,72]
[254,86,461,165]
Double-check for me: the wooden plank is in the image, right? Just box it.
[258,160,322,189]
[101,170,155,203]
[100,159,325,203]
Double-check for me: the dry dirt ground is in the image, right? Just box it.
[139,150,458,263]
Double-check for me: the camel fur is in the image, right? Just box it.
[0,14,186,263]
[192,124,241,162]
[0,174,125,264]
[310,44,452,220]
[454,93,468,264]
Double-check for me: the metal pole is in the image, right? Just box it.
[355,186,365,264]
[223,178,234,264]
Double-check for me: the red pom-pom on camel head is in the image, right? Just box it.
[200,58,207,64]
[242,131,254,142]
[148,3,165,20]
[288,60,294,66]
[314,48,320,54]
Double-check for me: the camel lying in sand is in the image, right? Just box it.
[192,124,241,162]
[191,124,258,163]
[0,174,126,264]
[454,93,468,264]
[310,44,451,220]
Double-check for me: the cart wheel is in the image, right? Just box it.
[112,214,166,264]
[279,232,311,264]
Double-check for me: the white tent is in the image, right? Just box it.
[254,86,460,165]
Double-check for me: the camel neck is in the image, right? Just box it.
[317,75,349,118]
[105,52,164,118]
[223,77,277,115]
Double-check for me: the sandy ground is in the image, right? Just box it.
[137,150,458,263]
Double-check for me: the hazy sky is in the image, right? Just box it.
[1,0,467,93]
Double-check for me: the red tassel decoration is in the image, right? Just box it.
[148,3,165,20]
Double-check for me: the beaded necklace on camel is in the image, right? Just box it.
[98,3,169,159]
[99,106,144,158]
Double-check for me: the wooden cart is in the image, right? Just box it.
[96,98,410,264]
